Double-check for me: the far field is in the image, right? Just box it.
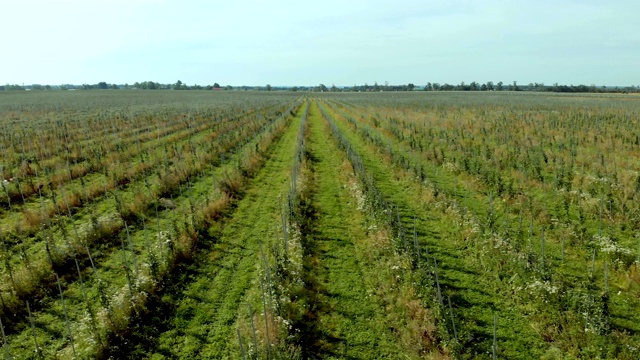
[0,90,639,359]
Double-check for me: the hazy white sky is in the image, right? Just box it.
[2,0,638,86]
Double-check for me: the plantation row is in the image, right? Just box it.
[1,91,639,359]
[317,92,640,358]
[0,91,303,358]
[0,98,296,311]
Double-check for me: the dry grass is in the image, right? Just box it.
[21,208,47,229]
[240,152,263,178]
[218,171,244,198]
[203,193,231,224]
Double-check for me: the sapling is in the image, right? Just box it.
[65,159,72,182]
[125,222,139,278]
[604,263,609,294]
[0,315,10,360]
[44,239,55,269]
[56,273,76,359]
[518,205,524,247]
[0,177,10,211]
[413,216,420,266]
[13,175,26,205]
[260,244,274,311]
[248,304,259,356]
[397,207,408,252]
[237,328,247,360]
[540,228,545,267]
[433,258,443,307]
[447,295,458,343]
[26,301,42,358]
[529,215,534,251]
[121,229,135,297]
[489,193,494,233]
[260,278,271,359]
[59,186,82,250]
[493,314,497,360]
[144,223,159,279]
[19,244,34,283]
[598,197,603,237]
[280,206,288,255]
[75,258,99,345]
[503,202,510,232]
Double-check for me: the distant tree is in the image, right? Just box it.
[331,84,338,92]
[486,81,494,91]
[225,85,233,90]
[140,81,159,90]
[318,84,327,92]
[407,83,415,91]
[469,81,479,91]
[97,81,108,89]
[111,84,118,89]
[373,81,381,91]
[213,82,221,88]
[496,81,503,91]
[174,80,183,90]
[266,84,272,91]
[512,81,520,91]
[481,83,488,91]
[7,84,25,90]
[291,86,299,92]
[432,83,441,91]
[45,85,51,90]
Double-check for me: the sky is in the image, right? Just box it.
[1,0,639,86]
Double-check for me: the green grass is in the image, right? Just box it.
[293,101,407,359]
[138,107,302,359]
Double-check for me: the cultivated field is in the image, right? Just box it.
[0,90,639,359]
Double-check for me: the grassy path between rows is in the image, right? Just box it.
[134,109,302,359]
[93,108,300,359]
[297,101,406,359]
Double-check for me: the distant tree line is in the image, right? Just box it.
[2,81,639,93]
[311,81,640,93]
[0,81,233,91]
[421,81,639,94]
[335,82,416,92]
